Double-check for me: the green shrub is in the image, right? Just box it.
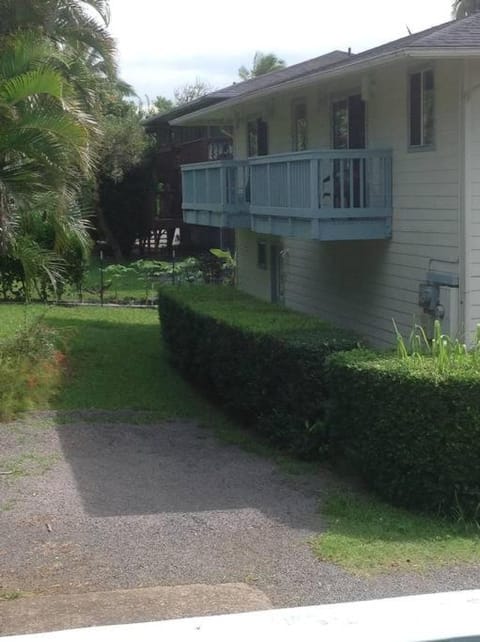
[0,318,62,419]
[326,348,480,518]
[158,285,358,457]
[0,256,24,300]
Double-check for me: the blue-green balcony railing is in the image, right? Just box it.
[181,160,250,229]
[181,149,392,240]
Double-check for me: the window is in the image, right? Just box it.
[331,94,366,208]
[332,94,365,150]
[292,102,307,151]
[409,69,434,147]
[257,242,267,269]
[247,118,268,157]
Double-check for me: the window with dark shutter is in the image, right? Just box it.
[292,102,307,151]
[332,95,365,150]
[247,118,268,157]
[409,69,434,148]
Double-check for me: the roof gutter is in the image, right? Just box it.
[170,48,480,126]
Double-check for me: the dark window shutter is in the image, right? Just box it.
[257,119,269,156]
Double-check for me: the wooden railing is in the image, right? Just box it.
[181,149,392,240]
[182,160,247,213]
[248,149,392,216]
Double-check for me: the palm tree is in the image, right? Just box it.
[238,52,286,81]
[8,191,92,300]
[0,32,93,253]
[452,0,480,17]
[0,0,116,78]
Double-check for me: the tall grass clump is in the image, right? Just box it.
[393,319,472,372]
[0,316,63,419]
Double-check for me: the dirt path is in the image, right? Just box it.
[1,412,479,635]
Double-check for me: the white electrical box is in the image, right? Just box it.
[439,286,459,339]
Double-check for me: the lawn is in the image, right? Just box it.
[0,304,222,421]
[312,492,480,575]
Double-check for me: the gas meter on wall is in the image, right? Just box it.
[418,283,439,314]
[419,282,447,321]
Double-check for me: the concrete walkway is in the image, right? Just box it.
[1,412,479,636]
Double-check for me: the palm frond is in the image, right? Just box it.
[0,68,64,104]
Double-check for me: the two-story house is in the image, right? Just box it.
[170,14,480,346]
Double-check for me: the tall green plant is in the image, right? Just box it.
[393,319,472,373]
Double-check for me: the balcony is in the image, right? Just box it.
[181,160,250,229]
[181,149,392,241]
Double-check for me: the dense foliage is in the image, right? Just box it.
[0,0,152,292]
[158,286,358,457]
[0,1,115,297]
[326,347,480,518]
[0,317,62,419]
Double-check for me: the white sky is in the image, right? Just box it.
[109,0,453,102]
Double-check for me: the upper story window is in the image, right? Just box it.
[247,118,268,157]
[409,69,434,148]
[332,94,365,149]
[292,101,307,151]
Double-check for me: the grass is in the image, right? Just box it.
[0,500,16,512]
[0,590,22,601]
[312,492,480,575]
[0,453,59,478]
[0,309,63,419]
[0,304,231,423]
[81,258,148,302]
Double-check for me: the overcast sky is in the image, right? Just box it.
[109,0,453,102]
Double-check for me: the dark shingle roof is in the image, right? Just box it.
[212,49,350,97]
[143,50,349,127]
[340,12,480,68]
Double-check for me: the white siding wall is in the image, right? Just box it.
[236,230,272,300]
[235,59,463,346]
[464,60,480,342]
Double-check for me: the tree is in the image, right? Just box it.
[5,192,92,301]
[238,52,286,81]
[0,0,116,78]
[153,95,174,113]
[0,1,160,269]
[0,32,93,253]
[93,99,155,259]
[173,78,212,105]
[453,0,480,16]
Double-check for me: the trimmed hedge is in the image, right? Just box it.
[158,286,359,457]
[326,349,480,518]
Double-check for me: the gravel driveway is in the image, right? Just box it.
[1,411,479,633]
